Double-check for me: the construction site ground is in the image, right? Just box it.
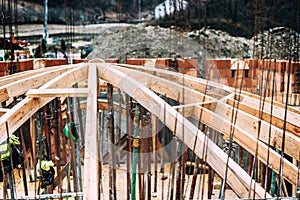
[0,163,238,199]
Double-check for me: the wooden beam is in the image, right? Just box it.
[191,105,298,186]
[128,64,300,140]
[97,63,270,199]
[83,64,99,200]
[111,65,214,107]
[110,65,299,159]
[0,66,78,103]
[117,63,233,97]
[0,108,10,117]
[0,64,73,86]
[228,95,300,138]
[26,88,89,98]
[120,64,300,139]
[0,65,88,143]
[223,100,300,159]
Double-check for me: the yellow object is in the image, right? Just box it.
[37,160,55,176]
[132,137,140,148]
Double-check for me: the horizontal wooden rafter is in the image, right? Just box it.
[26,88,89,98]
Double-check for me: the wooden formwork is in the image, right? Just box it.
[0,60,299,199]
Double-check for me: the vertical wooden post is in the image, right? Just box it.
[107,83,117,200]
[83,64,99,200]
[293,158,297,195]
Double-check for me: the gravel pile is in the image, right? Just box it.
[89,25,299,62]
[187,28,252,59]
[89,24,200,61]
[88,25,253,61]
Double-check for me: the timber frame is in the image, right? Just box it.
[0,61,300,199]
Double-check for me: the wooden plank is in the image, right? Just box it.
[0,65,88,143]
[117,63,233,97]
[26,88,89,98]
[0,65,71,86]
[0,108,9,117]
[0,66,77,103]
[83,64,99,200]
[225,99,300,159]
[97,63,270,199]
[191,105,298,186]
[230,94,300,138]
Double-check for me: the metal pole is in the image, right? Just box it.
[53,99,62,199]
[116,89,122,166]
[67,98,78,199]
[138,0,141,23]
[72,84,83,199]
[22,192,83,199]
[43,0,48,41]
[152,114,158,195]
[6,122,15,200]
[20,128,29,196]
[131,104,140,200]
[125,94,132,200]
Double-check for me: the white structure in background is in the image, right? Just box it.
[155,0,188,20]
